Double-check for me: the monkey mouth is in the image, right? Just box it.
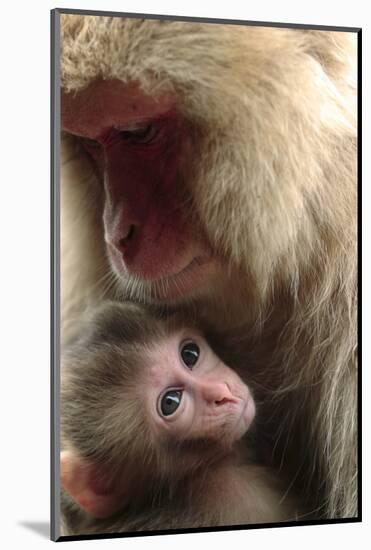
[234,396,256,439]
[114,253,216,302]
[149,256,215,301]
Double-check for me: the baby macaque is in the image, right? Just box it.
[60,302,298,535]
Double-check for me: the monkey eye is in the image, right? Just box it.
[180,341,200,369]
[115,123,158,145]
[159,389,183,417]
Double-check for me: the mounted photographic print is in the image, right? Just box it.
[51,8,360,542]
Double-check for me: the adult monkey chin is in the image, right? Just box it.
[59,15,357,520]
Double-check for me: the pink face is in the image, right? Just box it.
[145,331,256,447]
[61,80,219,303]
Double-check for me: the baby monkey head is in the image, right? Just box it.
[61,302,255,519]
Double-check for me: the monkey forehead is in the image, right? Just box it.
[61,79,176,139]
[145,334,184,379]
[145,363,170,388]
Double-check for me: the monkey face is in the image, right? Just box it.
[144,331,256,448]
[61,80,223,305]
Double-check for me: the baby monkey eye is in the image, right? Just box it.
[160,390,183,417]
[180,341,200,369]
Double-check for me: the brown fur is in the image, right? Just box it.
[60,15,357,519]
[61,302,298,535]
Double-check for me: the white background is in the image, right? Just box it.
[0,0,368,548]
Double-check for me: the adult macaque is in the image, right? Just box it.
[60,14,357,520]
[61,302,297,534]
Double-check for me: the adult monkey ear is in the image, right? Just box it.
[60,450,124,519]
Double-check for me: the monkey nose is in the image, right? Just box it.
[200,382,235,406]
[116,224,136,253]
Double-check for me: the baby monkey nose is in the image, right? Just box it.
[201,381,235,405]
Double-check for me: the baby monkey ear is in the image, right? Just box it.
[60,450,124,519]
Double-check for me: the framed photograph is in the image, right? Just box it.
[51,8,360,542]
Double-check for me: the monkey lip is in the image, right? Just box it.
[150,256,214,301]
[109,241,215,301]
[235,396,256,438]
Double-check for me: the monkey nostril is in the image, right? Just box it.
[214,383,235,406]
[215,397,230,406]
[118,225,135,252]
[201,382,234,406]
[125,224,135,241]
